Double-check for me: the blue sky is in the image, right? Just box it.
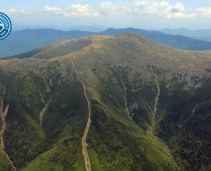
[1,0,211,30]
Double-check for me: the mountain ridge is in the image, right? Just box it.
[1,27,211,58]
[159,28,211,42]
[1,33,211,170]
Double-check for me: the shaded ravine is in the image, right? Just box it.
[150,67,180,169]
[75,67,92,171]
[0,86,17,171]
[39,98,52,126]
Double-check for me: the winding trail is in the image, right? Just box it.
[0,86,17,171]
[75,67,92,171]
[39,98,52,126]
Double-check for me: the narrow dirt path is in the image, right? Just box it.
[75,66,92,171]
[39,98,52,126]
[0,86,17,171]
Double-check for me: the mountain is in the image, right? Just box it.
[12,25,109,32]
[1,33,211,171]
[0,29,95,57]
[101,28,211,50]
[2,28,211,58]
[160,28,211,42]
[159,28,195,36]
[67,25,109,32]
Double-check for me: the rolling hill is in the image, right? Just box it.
[1,33,211,171]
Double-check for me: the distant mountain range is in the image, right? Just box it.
[101,28,211,50]
[0,29,95,57]
[1,27,211,57]
[159,28,211,42]
[12,25,108,32]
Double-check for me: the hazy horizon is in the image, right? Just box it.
[10,25,211,32]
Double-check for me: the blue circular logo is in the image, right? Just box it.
[0,12,12,40]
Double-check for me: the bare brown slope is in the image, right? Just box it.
[59,34,211,75]
[36,34,211,73]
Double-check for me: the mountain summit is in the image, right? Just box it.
[1,34,211,171]
[2,28,211,57]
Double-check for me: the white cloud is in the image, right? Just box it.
[1,0,211,19]
[39,4,100,17]
[42,6,62,13]
[197,7,211,18]
[64,4,99,17]
[1,8,31,14]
